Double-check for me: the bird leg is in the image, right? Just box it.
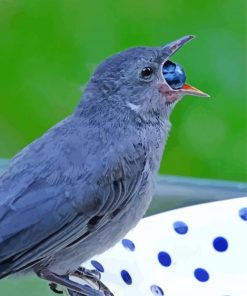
[36,268,104,296]
[69,267,114,296]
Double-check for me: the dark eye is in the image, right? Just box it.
[140,67,153,79]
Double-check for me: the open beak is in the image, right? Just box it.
[161,35,195,58]
[159,35,210,103]
[180,83,210,97]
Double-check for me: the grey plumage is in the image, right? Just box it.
[0,36,208,285]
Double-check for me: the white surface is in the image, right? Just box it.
[82,197,247,296]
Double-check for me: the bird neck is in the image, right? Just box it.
[74,93,171,176]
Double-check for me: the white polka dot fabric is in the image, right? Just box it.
[81,197,247,296]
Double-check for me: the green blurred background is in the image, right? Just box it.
[0,0,246,181]
[0,0,246,295]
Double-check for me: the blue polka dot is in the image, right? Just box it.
[173,221,188,234]
[213,236,228,252]
[150,285,164,295]
[122,239,135,251]
[90,260,104,272]
[158,251,172,267]
[121,270,132,285]
[239,208,247,221]
[194,268,209,282]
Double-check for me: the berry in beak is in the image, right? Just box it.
[159,35,210,103]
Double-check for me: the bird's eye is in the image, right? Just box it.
[140,67,153,79]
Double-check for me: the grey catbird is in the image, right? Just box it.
[0,35,209,295]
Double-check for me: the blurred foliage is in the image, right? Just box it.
[0,0,246,182]
[0,277,49,296]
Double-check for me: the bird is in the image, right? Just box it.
[0,35,209,295]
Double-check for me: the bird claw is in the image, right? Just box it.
[36,268,100,296]
[74,267,101,281]
[49,282,64,294]
[43,266,114,296]
[70,267,114,296]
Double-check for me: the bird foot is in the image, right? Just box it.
[69,266,114,296]
[36,268,103,296]
[73,267,101,282]
[49,282,64,294]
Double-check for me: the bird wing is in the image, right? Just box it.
[0,118,147,277]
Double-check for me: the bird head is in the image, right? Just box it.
[82,35,209,121]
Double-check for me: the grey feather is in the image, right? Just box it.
[0,105,153,277]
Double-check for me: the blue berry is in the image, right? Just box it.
[162,60,186,89]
